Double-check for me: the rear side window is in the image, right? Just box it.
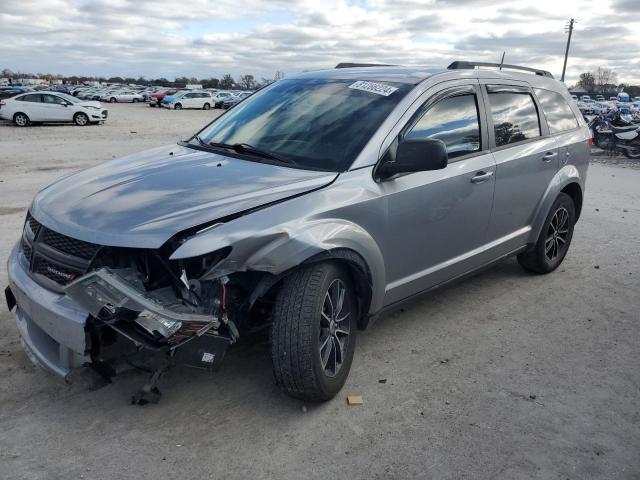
[19,94,42,103]
[534,88,579,133]
[488,92,541,147]
[406,94,481,159]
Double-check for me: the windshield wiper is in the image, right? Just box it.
[208,141,297,165]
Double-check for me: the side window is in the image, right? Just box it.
[20,94,42,103]
[534,88,579,133]
[488,91,541,147]
[405,94,481,159]
[43,94,65,104]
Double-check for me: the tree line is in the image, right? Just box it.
[572,67,640,97]
[0,68,286,90]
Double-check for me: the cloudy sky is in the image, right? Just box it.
[1,0,639,85]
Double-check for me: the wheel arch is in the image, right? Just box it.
[528,165,584,244]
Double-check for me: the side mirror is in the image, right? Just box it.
[377,138,448,180]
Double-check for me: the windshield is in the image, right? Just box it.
[56,92,81,103]
[194,78,412,171]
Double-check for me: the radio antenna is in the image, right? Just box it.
[499,51,506,70]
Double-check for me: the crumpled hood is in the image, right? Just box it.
[31,144,337,249]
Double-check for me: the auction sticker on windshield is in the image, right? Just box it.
[349,81,398,96]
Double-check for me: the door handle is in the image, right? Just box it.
[542,151,557,162]
[471,171,494,184]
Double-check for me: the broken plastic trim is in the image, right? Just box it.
[64,268,222,331]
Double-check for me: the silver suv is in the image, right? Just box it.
[6,61,590,404]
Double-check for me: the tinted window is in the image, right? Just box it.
[534,88,579,133]
[489,92,541,147]
[197,78,412,171]
[406,94,481,158]
[20,94,42,103]
[43,94,66,105]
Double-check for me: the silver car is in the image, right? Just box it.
[5,61,590,404]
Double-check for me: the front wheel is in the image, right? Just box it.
[132,98,139,103]
[203,103,211,110]
[109,97,117,103]
[174,103,182,110]
[271,262,356,402]
[517,192,575,274]
[74,112,89,126]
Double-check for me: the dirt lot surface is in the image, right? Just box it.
[1,104,639,480]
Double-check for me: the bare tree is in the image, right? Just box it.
[219,74,235,89]
[595,67,617,93]
[239,74,256,90]
[577,72,595,92]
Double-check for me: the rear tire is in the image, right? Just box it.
[517,192,575,274]
[203,103,211,110]
[73,112,89,126]
[109,97,117,103]
[13,112,29,127]
[623,144,640,159]
[271,262,357,402]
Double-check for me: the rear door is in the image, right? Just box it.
[17,94,44,120]
[480,81,559,244]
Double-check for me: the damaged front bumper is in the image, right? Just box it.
[6,242,232,383]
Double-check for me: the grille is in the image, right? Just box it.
[33,257,81,285]
[41,229,100,260]
[22,239,33,263]
[27,215,41,235]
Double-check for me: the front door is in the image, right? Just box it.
[382,82,496,305]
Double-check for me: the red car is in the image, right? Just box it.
[147,89,178,107]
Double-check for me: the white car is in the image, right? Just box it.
[100,90,144,103]
[0,91,107,126]
[162,91,214,110]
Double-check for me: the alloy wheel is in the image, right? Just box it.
[545,207,569,260]
[319,279,351,377]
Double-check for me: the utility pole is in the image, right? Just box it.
[561,18,575,82]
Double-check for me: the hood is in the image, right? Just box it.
[162,95,179,103]
[78,100,102,108]
[31,144,337,249]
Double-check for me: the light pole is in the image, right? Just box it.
[561,18,575,82]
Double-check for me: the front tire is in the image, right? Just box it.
[132,98,139,103]
[203,103,211,110]
[109,97,117,103]
[74,112,89,126]
[174,103,182,110]
[517,192,575,274]
[623,144,640,159]
[13,112,30,127]
[271,262,356,402]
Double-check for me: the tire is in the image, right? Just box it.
[174,103,182,110]
[109,97,117,103]
[623,144,640,159]
[132,98,139,103]
[271,262,357,402]
[74,112,89,126]
[203,103,211,110]
[517,192,575,274]
[13,112,29,127]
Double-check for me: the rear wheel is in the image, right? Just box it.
[13,112,29,127]
[74,112,89,126]
[203,103,211,110]
[132,98,139,103]
[271,262,356,402]
[517,192,575,274]
[109,97,117,103]
[623,144,640,159]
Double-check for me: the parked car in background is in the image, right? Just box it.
[0,86,33,99]
[147,89,178,107]
[0,91,107,126]
[591,102,610,115]
[162,91,213,110]
[100,90,144,103]
[595,95,605,101]
[580,95,591,101]
[221,91,252,109]
[609,96,617,101]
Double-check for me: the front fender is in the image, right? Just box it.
[528,164,584,244]
[170,218,387,315]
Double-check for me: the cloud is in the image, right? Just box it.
[0,0,638,85]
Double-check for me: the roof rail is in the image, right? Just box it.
[335,63,396,69]
[447,61,554,79]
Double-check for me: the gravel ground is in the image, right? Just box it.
[0,104,639,480]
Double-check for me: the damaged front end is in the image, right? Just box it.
[63,246,241,404]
